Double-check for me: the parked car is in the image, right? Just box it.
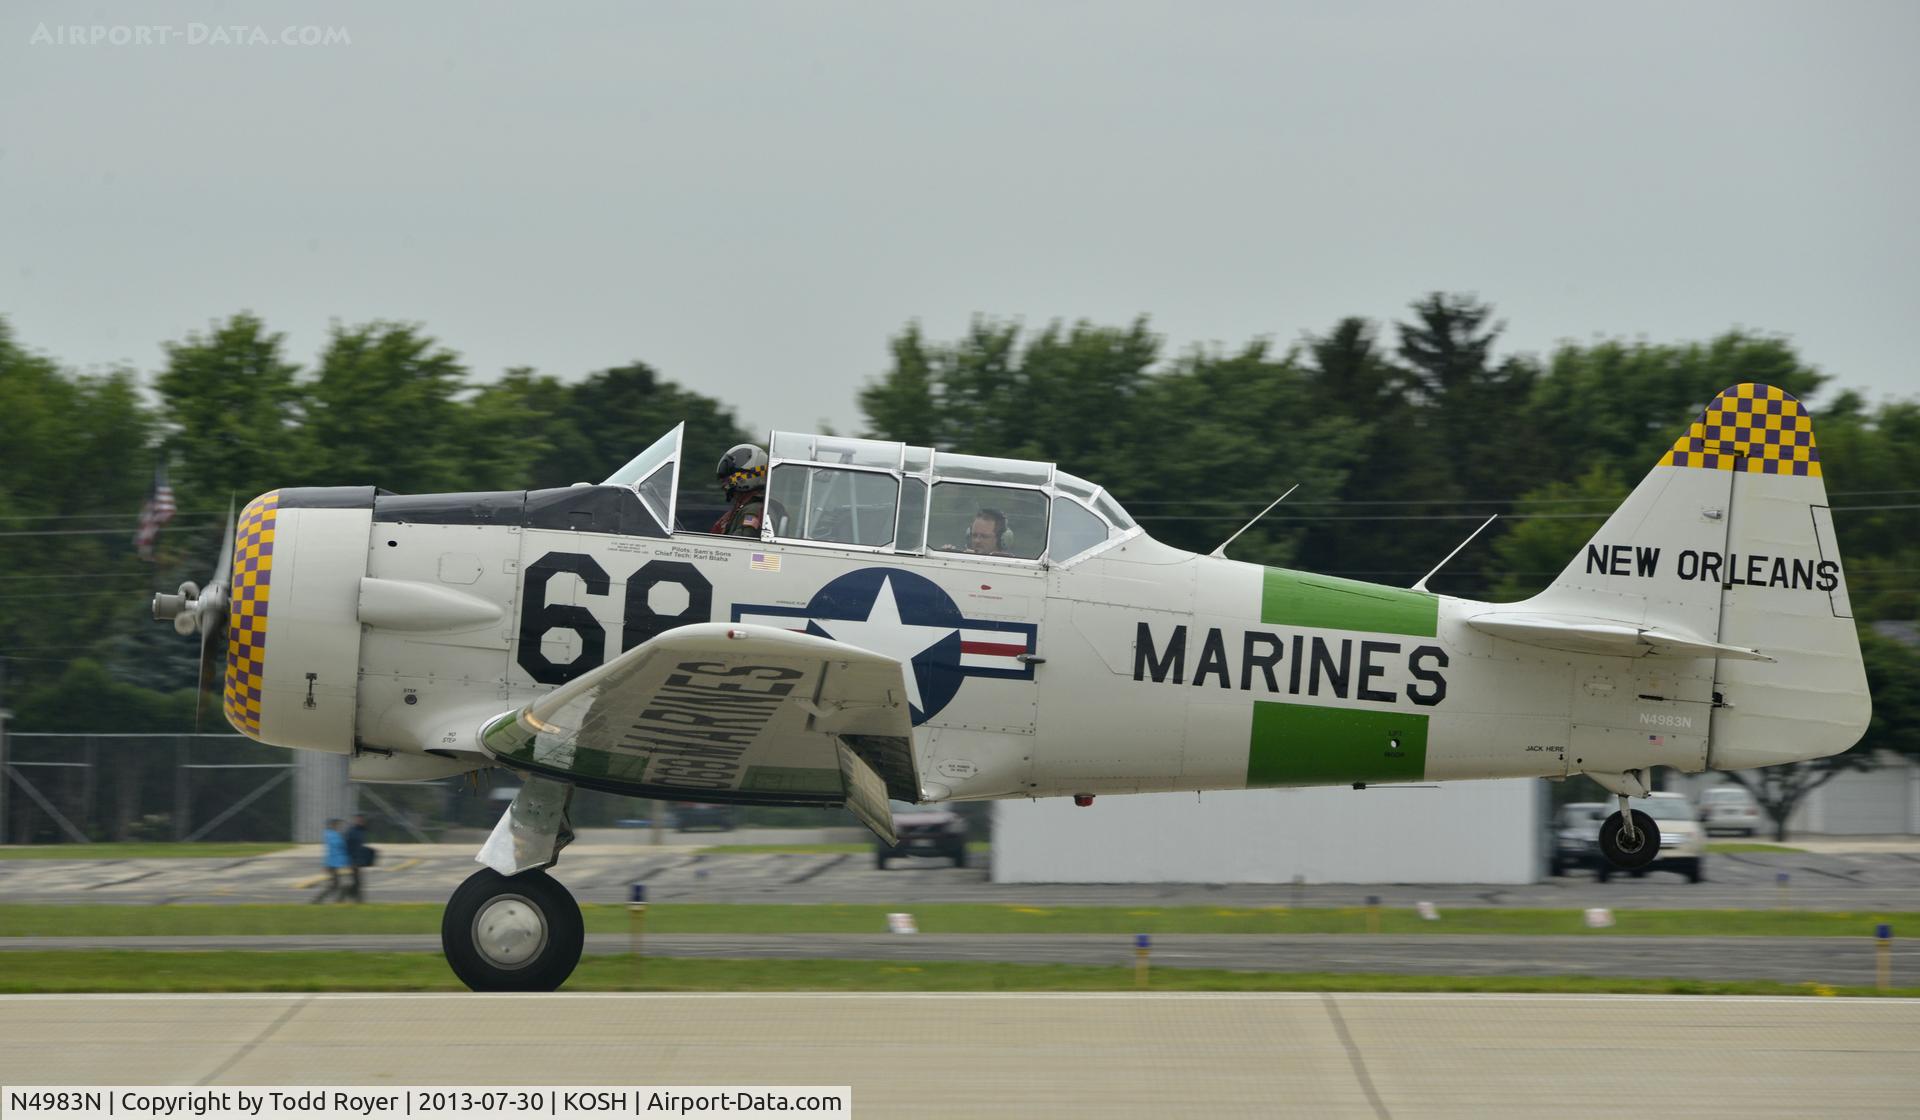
[1548,802,1611,877]
[875,799,969,868]
[1697,785,1763,837]
[1595,791,1706,883]
[669,803,737,832]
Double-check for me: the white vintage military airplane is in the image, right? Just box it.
[153,382,1868,990]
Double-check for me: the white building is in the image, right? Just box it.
[1668,752,1920,836]
[992,779,1544,884]
[1789,754,1920,833]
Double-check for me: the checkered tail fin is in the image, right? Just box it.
[1529,382,1868,769]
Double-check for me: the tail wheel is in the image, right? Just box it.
[1598,809,1661,870]
[441,867,584,992]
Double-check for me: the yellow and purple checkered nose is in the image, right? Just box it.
[223,491,279,740]
[1657,382,1820,477]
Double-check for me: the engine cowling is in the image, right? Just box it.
[222,488,372,752]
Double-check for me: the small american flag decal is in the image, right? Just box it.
[750,552,780,572]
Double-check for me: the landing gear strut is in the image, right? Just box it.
[441,773,585,992]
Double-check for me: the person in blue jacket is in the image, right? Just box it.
[313,819,349,903]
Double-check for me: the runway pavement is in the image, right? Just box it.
[4,842,1919,910]
[2,932,1912,985]
[1,992,1915,1118]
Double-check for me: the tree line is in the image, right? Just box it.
[1,296,1915,836]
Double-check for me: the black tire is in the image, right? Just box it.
[441,867,584,992]
[1598,809,1660,870]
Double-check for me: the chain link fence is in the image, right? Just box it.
[0,733,496,845]
[0,731,922,846]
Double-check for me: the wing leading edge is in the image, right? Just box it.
[479,623,919,844]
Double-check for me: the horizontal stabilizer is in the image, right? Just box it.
[1466,612,1775,662]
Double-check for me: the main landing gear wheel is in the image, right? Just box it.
[441,867,584,992]
[1598,809,1661,871]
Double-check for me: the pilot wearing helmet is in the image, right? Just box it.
[712,444,770,536]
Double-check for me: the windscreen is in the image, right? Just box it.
[603,424,682,488]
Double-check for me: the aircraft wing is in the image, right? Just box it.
[480,623,920,844]
[1465,611,1775,662]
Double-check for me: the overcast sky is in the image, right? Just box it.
[4,1,1915,450]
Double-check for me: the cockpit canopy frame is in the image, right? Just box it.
[604,425,1139,565]
[759,430,1137,566]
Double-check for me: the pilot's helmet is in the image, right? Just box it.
[716,444,769,497]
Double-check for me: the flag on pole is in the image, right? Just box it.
[135,463,176,561]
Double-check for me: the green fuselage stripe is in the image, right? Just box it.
[1261,568,1438,637]
[1246,702,1429,787]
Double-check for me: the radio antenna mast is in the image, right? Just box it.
[1209,484,1299,558]
[1411,514,1498,593]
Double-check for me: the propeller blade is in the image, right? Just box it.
[195,582,228,647]
[194,591,232,730]
[209,499,236,588]
[194,619,224,731]
[192,501,239,732]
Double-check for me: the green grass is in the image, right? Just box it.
[1707,842,1805,854]
[0,951,1911,997]
[2,903,1912,938]
[0,843,294,861]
